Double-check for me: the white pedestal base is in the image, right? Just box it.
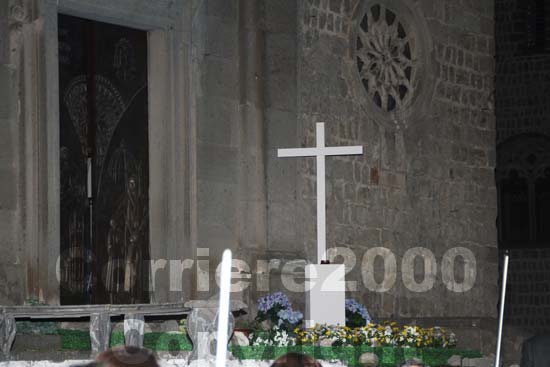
[305,264,346,328]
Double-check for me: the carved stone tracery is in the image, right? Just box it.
[356,4,414,112]
[351,0,434,127]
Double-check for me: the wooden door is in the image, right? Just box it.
[58,14,150,304]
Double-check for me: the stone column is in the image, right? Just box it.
[90,312,111,356]
[237,0,267,252]
[124,313,145,348]
[0,312,16,359]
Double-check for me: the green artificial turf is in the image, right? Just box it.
[34,329,483,366]
[55,329,193,351]
[230,345,482,367]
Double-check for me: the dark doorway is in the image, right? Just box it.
[497,135,550,249]
[495,135,550,334]
[58,14,150,305]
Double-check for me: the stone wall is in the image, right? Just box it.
[495,0,550,142]
[495,53,550,143]
[0,1,25,305]
[288,0,498,354]
[506,248,550,333]
[495,0,528,58]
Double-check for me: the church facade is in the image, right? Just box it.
[0,0,498,356]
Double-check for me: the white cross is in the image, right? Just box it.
[278,122,363,264]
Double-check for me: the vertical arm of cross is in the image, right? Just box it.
[277,122,363,265]
[316,123,326,263]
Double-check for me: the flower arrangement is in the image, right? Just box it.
[249,293,456,349]
[345,298,372,328]
[255,292,303,331]
[249,325,297,347]
[294,322,457,348]
[276,308,304,329]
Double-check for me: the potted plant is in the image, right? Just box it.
[345,298,372,328]
[255,292,303,332]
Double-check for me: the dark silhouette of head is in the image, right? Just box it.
[95,346,159,367]
[270,352,322,367]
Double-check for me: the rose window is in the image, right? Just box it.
[356,4,414,112]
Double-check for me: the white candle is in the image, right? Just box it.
[215,249,232,367]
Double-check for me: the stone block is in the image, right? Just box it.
[462,356,494,367]
[359,352,379,367]
[264,0,297,33]
[0,118,14,161]
[264,33,297,110]
[0,264,24,305]
[267,201,298,250]
[206,0,237,20]
[448,355,463,366]
[197,143,239,183]
[200,58,238,100]
[197,180,237,227]
[0,168,16,211]
[197,96,239,146]
[266,108,297,148]
[204,17,238,59]
[230,331,249,346]
[267,152,298,202]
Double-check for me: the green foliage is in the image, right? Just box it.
[17,298,58,334]
[56,329,192,351]
[346,312,367,329]
[24,327,480,367]
[17,321,59,335]
[230,345,482,367]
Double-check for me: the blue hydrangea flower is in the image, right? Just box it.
[345,298,372,324]
[276,309,303,326]
[257,292,291,313]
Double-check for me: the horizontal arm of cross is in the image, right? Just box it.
[277,146,363,158]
